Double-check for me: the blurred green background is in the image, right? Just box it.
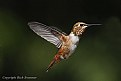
[0,0,121,81]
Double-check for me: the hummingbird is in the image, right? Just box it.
[28,21,101,72]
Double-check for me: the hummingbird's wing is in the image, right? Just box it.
[28,22,67,48]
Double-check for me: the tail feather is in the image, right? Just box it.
[46,55,61,72]
[46,59,56,72]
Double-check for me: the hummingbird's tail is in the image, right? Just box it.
[46,54,61,72]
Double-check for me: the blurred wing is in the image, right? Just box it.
[28,22,67,48]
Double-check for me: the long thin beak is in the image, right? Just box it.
[86,24,102,27]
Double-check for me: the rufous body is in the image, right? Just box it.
[28,21,101,72]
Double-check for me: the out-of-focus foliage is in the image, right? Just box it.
[0,0,121,81]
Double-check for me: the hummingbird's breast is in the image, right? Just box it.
[59,33,79,59]
[69,33,79,44]
[68,33,79,55]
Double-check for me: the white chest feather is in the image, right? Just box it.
[69,33,79,45]
[69,33,79,54]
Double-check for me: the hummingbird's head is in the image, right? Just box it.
[72,22,101,36]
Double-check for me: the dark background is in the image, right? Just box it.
[0,0,121,81]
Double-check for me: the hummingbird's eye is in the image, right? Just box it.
[80,24,84,26]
